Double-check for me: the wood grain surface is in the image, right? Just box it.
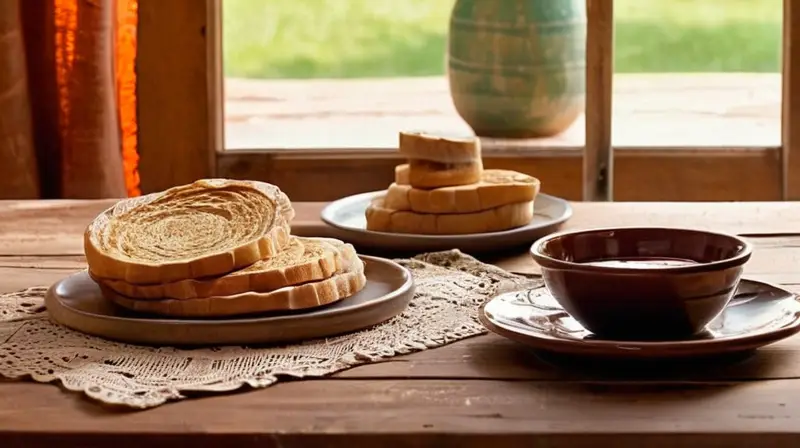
[2,199,800,446]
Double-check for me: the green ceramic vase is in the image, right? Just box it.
[447,0,587,138]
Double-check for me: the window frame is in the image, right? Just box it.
[135,0,795,202]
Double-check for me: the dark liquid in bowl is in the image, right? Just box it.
[582,257,701,269]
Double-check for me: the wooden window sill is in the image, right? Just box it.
[224,73,780,151]
[214,74,781,202]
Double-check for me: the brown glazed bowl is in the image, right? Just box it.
[530,227,753,340]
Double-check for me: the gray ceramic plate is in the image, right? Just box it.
[320,190,572,253]
[45,256,414,346]
[479,279,800,359]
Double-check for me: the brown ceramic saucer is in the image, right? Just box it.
[478,279,800,359]
[45,256,414,347]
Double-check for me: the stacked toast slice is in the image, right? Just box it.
[85,179,366,318]
[366,131,541,235]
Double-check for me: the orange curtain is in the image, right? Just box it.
[0,0,140,199]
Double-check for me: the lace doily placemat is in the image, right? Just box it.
[0,250,539,410]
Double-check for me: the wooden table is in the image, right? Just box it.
[3,200,800,447]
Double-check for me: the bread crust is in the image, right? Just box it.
[398,131,481,164]
[395,160,483,189]
[85,179,294,285]
[93,237,358,300]
[102,256,367,317]
[366,198,534,235]
[384,169,540,214]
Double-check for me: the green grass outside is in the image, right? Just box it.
[222,0,783,79]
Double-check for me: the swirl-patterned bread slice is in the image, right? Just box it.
[95,237,358,300]
[102,255,367,317]
[85,179,294,285]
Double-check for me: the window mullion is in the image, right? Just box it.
[583,0,615,201]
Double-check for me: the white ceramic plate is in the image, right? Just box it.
[320,190,572,253]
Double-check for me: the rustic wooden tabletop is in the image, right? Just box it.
[2,200,800,447]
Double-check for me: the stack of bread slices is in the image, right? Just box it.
[365,131,542,235]
[84,179,366,318]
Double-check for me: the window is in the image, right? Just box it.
[135,0,798,202]
[612,0,781,148]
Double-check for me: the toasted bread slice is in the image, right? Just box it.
[94,237,358,300]
[366,198,533,235]
[384,169,541,214]
[398,131,481,164]
[102,256,367,318]
[85,179,294,285]
[394,159,482,189]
